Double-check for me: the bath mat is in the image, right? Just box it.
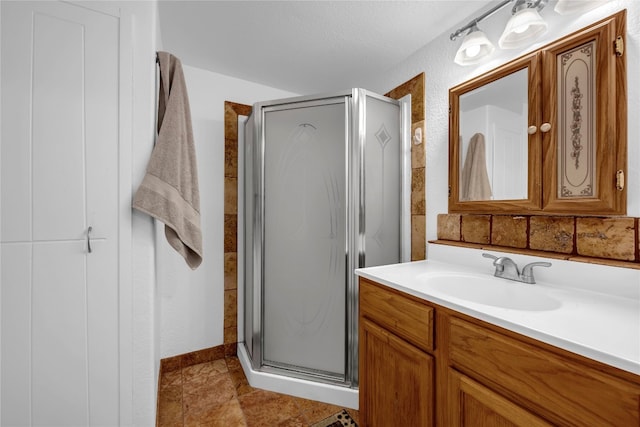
[311,409,358,427]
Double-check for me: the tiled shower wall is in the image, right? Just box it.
[223,101,251,356]
[223,75,427,353]
[437,213,640,268]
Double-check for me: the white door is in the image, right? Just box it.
[1,2,124,425]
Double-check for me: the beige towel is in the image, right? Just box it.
[460,133,492,201]
[133,51,203,269]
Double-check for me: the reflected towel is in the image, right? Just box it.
[460,133,492,201]
[133,51,203,269]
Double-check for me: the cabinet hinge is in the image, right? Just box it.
[616,170,625,191]
[448,185,451,197]
[449,105,452,115]
[614,36,624,57]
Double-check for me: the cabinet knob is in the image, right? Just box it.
[540,123,552,133]
[527,125,537,135]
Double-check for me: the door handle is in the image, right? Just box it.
[87,226,93,254]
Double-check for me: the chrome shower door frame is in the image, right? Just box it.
[251,92,354,386]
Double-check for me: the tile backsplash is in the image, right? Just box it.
[437,213,640,268]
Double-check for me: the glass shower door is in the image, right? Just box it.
[261,98,348,380]
[362,92,403,268]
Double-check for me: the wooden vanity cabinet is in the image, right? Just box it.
[359,278,435,426]
[359,277,640,426]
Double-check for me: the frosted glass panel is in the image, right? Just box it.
[364,96,401,267]
[263,102,347,376]
[557,40,597,198]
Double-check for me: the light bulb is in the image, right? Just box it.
[465,44,481,58]
[513,23,530,34]
[499,7,547,49]
[454,27,495,66]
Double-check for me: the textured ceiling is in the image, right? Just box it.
[157,0,492,94]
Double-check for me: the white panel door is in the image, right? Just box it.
[1,1,121,425]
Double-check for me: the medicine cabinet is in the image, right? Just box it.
[449,10,626,215]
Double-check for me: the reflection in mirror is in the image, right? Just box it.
[459,68,528,201]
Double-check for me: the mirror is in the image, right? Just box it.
[459,69,528,201]
[449,53,541,214]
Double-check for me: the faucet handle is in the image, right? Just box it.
[521,262,552,284]
[482,253,498,261]
[482,253,504,273]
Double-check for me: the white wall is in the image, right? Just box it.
[362,0,640,247]
[157,65,297,358]
[113,1,158,425]
[104,2,299,421]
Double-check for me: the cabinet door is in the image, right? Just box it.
[1,2,122,425]
[448,370,552,427]
[448,52,543,214]
[359,317,434,426]
[542,10,626,214]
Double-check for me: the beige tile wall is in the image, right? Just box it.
[224,101,252,356]
[437,213,640,268]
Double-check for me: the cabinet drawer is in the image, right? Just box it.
[360,278,433,352]
[449,317,640,426]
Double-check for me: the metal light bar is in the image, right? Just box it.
[450,0,514,41]
[450,0,548,41]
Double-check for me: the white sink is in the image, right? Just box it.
[418,272,562,311]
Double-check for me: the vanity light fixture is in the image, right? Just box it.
[449,0,602,65]
[499,0,548,49]
[451,0,511,65]
[454,24,495,65]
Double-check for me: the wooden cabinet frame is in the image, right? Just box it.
[449,53,542,214]
[542,11,627,214]
[449,10,626,215]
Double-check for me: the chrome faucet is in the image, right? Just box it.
[482,253,551,284]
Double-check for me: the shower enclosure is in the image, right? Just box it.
[242,89,410,393]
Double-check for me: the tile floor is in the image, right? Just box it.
[157,355,360,427]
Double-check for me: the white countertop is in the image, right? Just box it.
[355,246,640,375]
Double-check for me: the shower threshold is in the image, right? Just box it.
[237,344,359,410]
